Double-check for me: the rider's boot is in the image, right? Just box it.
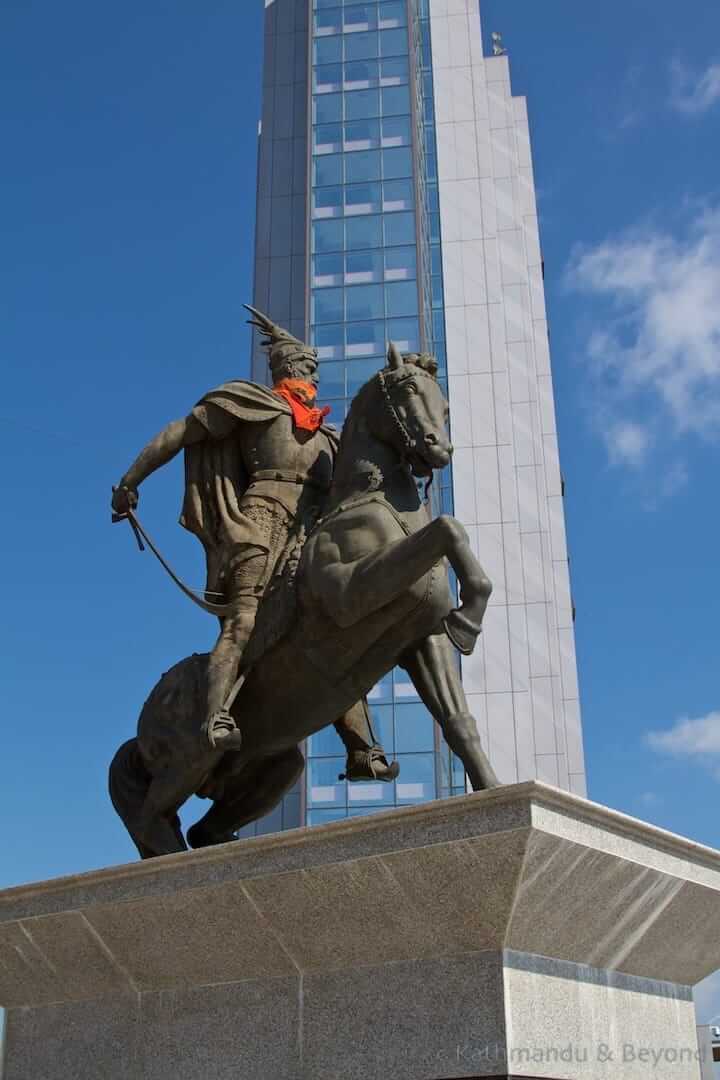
[335,699,400,783]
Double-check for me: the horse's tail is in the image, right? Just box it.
[108,738,153,859]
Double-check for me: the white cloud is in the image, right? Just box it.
[646,712,720,778]
[670,59,720,115]
[568,206,720,473]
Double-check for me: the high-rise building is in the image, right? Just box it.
[246,0,586,834]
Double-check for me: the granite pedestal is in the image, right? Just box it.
[1,782,719,1079]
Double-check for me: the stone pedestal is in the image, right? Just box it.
[1,781,719,1079]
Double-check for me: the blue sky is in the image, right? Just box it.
[1,0,719,1023]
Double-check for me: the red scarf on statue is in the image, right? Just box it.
[272,379,331,432]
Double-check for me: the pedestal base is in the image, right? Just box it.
[1,782,718,1079]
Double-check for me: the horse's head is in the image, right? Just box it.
[371,342,453,478]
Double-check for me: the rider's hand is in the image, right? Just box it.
[112,484,139,516]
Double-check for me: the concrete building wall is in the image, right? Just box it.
[427,0,585,793]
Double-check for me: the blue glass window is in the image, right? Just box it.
[345,87,381,120]
[344,4,376,31]
[314,63,343,93]
[346,214,382,249]
[347,283,384,321]
[314,123,343,153]
[347,356,384,394]
[314,8,342,34]
[308,757,346,807]
[313,253,344,286]
[346,320,386,356]
[314,93,343,125]
[383,211,416,246]
[313,288,344,324]
[317,359,346,399]
[345,148,382,183]
[384,246,417,280]
[385,280,418,317]
[345,181,382,214]
[344,30,378,61]
[314,154,343,187]
[313,186,343,217]
[379,56,408,84]
[395,754,436,803]
[344,118,380,150]
[313,323,344,359]
[378,27,408,56]
[308,808,347,825]
[346,249,383,283]
[314,36,342,65]
[386,317,420,351]
[382,146,412,179]
[381,84,411,115]
[381,115,411,146]
[345,59,378,88]
[313,219,344,253]
[383,179,414,211]
[378,1,407,28]
[394,702,435,753]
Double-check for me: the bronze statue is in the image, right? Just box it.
[110,327,498,859]
[111,307,397,782]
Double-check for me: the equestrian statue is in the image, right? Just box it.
[109,308,498,858]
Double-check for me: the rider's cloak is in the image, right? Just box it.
[180,380,338,600]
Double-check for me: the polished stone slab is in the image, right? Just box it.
[0,781,718,1079]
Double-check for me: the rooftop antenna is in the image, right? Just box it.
[491,31,507,56]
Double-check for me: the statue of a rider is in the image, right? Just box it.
[111,306,398,783]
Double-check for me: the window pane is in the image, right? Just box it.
[308,808,348,825]
[383,178,414,211]
[344,3,376,31]
[344,59,378,88]
[313,186,343,217]
[314,36,342,65]
[314,154,343,187]
[344,30,378,61]
[383,211,416,246]
[379,56,408,84]
[381,115,411,146]
[313,253,344,286]
[386,317,420,352]
[382,146,412,179]
[314,63,343,92]
[347,283,384,321]
[314,123,343,153]
[314,92,343,124]
[345,181,382,215]
[313,219,344,253]
[345,214,382,249]
[314,7,342,34]
[378,0,406,28]
[344,118,380,150]
[307,757,347,807]
[385,280,418,317]
[313,322,344,359]
[345,87,380,121]
[383,245,415,279]
[395,753,436,803]
[313,287,344,323]
[316,359,346,400]
[346,249,382,283]
[368,671,393,703]
[344,148,381,183]
[346,319,386,357]
[381,84,410,116]
[369,703,394,753]
[378,27,408,57]
[394,702,436,753]
[347,355,384,394]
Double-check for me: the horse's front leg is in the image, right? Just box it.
[400,633,499,791]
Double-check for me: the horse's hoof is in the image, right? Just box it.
[443,611,481,656]
[187,823,238,850]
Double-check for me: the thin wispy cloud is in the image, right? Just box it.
[567,206,720,483]
[670,59,720,115]
[646,710,720,780]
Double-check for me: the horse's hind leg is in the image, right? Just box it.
[400,633,499,791]
[187,747,304,849]
[134,757,218,858]
[109,738,160,859]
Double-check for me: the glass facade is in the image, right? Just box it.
[306,0,465,824]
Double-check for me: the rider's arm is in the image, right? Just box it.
[112,414,207,512]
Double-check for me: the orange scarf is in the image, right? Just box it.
[272,378,331,432]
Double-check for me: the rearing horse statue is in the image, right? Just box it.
[110,347,498,858]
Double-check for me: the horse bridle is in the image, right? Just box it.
[376,367,439,457]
